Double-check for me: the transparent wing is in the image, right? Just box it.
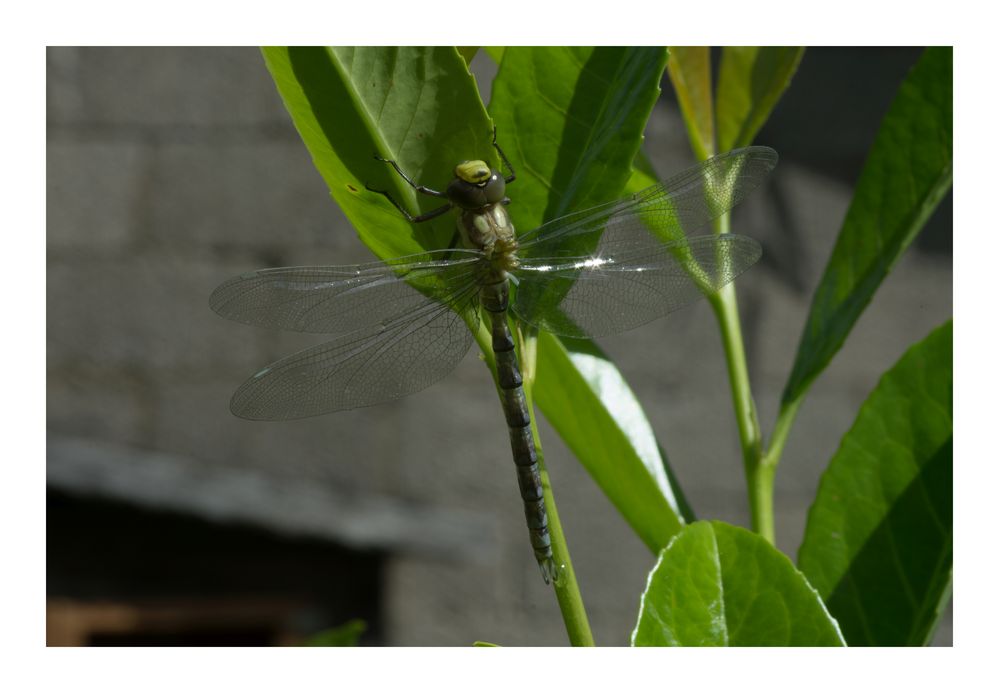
[209,249,484,334]
[510,147,773,338]
[513,233,761,337]
[515,146,777,253]
[230,285,480,420]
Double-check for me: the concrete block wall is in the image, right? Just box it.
[47,47,952,646]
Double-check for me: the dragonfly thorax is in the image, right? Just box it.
[457,198,517,266]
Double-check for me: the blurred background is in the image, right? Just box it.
[46,47,952,646]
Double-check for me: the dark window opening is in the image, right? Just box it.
[47,490,384,646]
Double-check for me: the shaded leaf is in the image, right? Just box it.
[666,46,715,159]
[798,321,952,646]
[782,47,952,408]
[632,521,845,646]
[715,47,804,151]
[489,46,668,231]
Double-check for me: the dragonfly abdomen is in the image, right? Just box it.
[481,280,556,583]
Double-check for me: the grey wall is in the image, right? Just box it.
[47,47,952,646]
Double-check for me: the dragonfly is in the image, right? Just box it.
[210,135,777,583]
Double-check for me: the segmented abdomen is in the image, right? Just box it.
[480,279,555,582]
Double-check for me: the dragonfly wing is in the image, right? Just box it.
[511,146,773,338]
[210,249,484,334]
[515,146,776,253]
[230,288,480,420]
[513,234,761,338]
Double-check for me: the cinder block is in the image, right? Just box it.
[146,141,351,250]
[47,373,148,447]
[153,374,397,492]
[47,141,145,249]
[54,47,288,126]
[387,356,508,503]
[47,256,265,373]
[47,47,85,124]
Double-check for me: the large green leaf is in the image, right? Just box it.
[490,47,689,547]
[489,46,668,231]
[632,521,845,646]
[798,321,952,646]
[715,47,804,152]
[261,47,494,260]
[666,47,715,160]
[781,47,952,408]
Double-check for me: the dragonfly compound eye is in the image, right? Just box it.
[448,163,505,210]
[481,172,506,204]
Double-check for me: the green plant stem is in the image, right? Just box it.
[523,380,595,646]
[762,396,801,470]
[709,215,774,544]
[519,332,594,647]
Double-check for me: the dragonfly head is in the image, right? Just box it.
[447,160,506,210]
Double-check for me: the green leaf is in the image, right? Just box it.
[261,47,494,261]
[666,46,715,159]
[302,619,367,646]
[715,47,804,151]
[489,46,668,231]
[798,321,952,646]
[534,333,690,551]
[632,521,845,646]
[473,640,501,647]
[490,47,688,548]
[781,47,952,408]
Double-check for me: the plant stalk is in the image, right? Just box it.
[763,396,801,470]
[709,214,774,544]
[519,330,594,646]
[524,380,594,646]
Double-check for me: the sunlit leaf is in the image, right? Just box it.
[632,521,845,646]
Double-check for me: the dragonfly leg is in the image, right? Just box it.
[492,127,516,184]
[374,155,448,198]
[365,183,453,223]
